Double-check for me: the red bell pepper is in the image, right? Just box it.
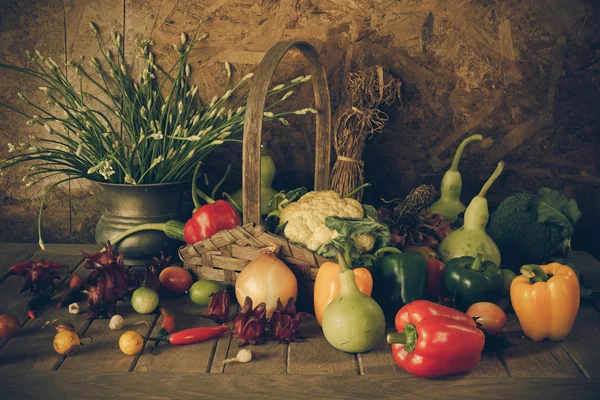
[387,300,485,378]
[183,163,241,244]
[425,258,446,301]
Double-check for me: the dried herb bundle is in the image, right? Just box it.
[330,66,401,201]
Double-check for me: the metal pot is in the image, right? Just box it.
[94,181,187,265]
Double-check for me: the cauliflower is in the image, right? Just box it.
[278,190,374,253]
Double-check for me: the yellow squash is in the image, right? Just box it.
[510,263,579,341]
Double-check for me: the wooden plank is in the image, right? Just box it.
[487,111,552,164]
[0,373,596,400]
[0,243,39,278]
[558,251,600,378]
[135,295,225,373]
[499,314,584,378]
[0,246,94,335]
[287,317,357,375]
[0,245,98,371]
[428,95,504,160]
[358,329,408,376]
[57,301,157,372]
[560,306,600,379]
[222,336,287,375]
[547,36,567,111]
[498,20,521,84]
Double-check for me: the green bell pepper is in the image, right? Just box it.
[444,253,504,310]
[371,248,428,318]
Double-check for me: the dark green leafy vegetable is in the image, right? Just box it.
[529,188,582,237]
[487,188,581,272]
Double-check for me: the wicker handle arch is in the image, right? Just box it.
[242,41,331,225]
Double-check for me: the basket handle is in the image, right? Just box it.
[242,41,331,225]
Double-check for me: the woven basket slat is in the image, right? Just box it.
[212,255,246,271]
[180,40,332,289]
[256,232,293,257]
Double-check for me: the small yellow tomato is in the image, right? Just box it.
[53,330,81,355]
[119,331,144,356]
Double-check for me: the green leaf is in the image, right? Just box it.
[527,188,582,237]
[363,204,377,219]
[316,236,362,267]
[324,215,391,250]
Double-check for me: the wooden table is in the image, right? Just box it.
[0,244,599,399]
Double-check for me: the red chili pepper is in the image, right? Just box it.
[27,293,52,319]
[56,275,86,308]
[153,308,177,355]
[148,325,230,346]
[9,261,34,276]
[424,258,446,301]
[183,163,241,245]
[159,308,176,335]
[387,300,485,378]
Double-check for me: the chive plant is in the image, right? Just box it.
[0,20,315,249]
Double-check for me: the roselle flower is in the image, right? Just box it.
[82,242,137,318]
[82,241,117,267]
[233,297,267,346]
[200,290,231,323]
[19,260,64,295]
[268,297,311,343]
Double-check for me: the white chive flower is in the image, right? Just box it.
[150,156,164,168]
[124,175,136,185]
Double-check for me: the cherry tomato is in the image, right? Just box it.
[131,287,159,314]
[159,266,193,293]
[466,302,507,334]
[119,331,144,356]
[0,313,20,338]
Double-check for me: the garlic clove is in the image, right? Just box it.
[222,349,256,365]
[68,303,80,315]
[109,315,124,330]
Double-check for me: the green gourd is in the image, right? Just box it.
[430,134,483,222]
[230,148,278,215]
[321,247,386,353]
[438,161,504,267]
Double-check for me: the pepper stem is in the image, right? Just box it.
[386,323,418,353]
[469,253,484,272]
[373,247,402,258]
[343,183,371,199]
[195,188,215,205]
[520,264,549,283]
[210,164,232,200]
[223,192,242,213]
[191,162,204,209]
[478,161,504,198]
[450,134,483,171]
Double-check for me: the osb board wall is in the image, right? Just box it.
[0,0,598,256]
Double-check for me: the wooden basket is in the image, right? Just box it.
[179,41,332,291]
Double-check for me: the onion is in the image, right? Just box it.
[235,252,298,317]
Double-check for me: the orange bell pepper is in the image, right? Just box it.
[510,263,580,341]
[314,261,373,325]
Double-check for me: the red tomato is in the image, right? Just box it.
[159,266,193,293]
[466,302,507,334]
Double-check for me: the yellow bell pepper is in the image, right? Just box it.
[510,263,580,341]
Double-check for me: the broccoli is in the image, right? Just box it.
[486,189,581,272]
